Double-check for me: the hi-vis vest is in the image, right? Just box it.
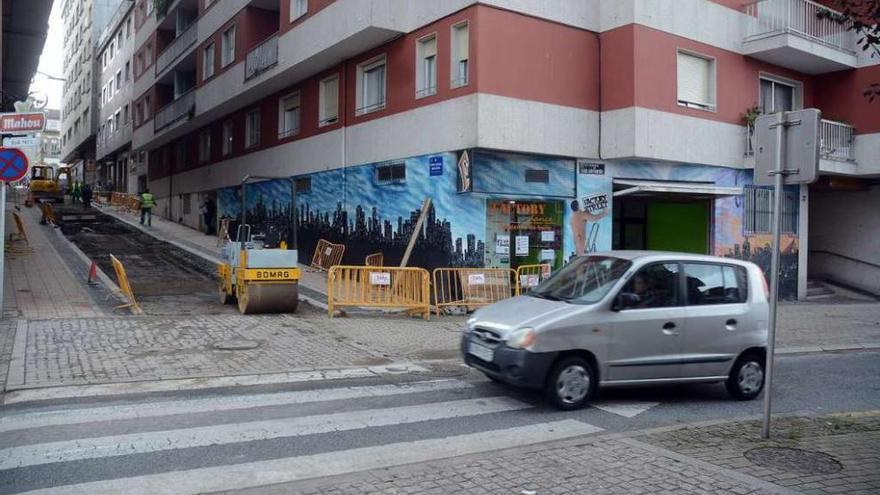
[141,193,155,209]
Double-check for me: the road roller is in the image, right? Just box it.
[218,175,301,314]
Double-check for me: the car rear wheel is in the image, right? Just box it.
[545,357,596,410]
[726,353,765,400]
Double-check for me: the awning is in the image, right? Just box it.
[612,179,742,198]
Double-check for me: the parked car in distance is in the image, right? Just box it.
[461,251,770,410]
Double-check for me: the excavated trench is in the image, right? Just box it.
[56,206,225,312]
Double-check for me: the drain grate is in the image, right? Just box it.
[745,447,843,474]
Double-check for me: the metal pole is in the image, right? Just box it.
[289,178,297,251]
[762,113,785,439]
[0,184,6,311]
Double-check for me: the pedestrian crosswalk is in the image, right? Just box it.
[0,376,618,494]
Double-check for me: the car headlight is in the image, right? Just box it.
[507,328,537,350]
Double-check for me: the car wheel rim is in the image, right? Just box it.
[738,361,764,394]
[556,365,589,404]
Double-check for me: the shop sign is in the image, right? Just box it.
[0,112,46,133]
[577,160,605,175]
[580,193,608,213]
[456,150,472,192]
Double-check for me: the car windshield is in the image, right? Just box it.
[531,255,631,304]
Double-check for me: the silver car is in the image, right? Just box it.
[461,252,769,410]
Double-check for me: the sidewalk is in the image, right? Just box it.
[251,411,880,494]
[95,204,329,303]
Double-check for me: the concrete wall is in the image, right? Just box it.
[808,185,880,296]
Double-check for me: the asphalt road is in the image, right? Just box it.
[1,350,877,494]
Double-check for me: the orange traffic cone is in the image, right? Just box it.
[87,261,98,285]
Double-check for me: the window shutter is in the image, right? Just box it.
[285,92,300,111]
[422,36,436,58]
[677,52,710,106]
[455,25,469,61]
[323,78,338,119]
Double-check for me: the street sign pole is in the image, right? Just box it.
[761,113,785,440]
[753,109,820,440]
[0,183,5,310]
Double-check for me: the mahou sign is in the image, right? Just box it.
[0,113,46,133]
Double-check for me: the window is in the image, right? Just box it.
[145,42,153,67]
[743,186,798,234]
[416,34,437,98]
[126,17,131,38]
[759,76,799,114]
[295,177,311,193]
[108,78,114,97]
[183,194,192,215]
[123,104,129,123]
[278,91,301,138]
[290,0,308,21]
[144,95,151,120]
[683,263,748,305]
[676,50,716,111]
[115,70,122,92]
[357,55,386,115]
[136,52,144,75]
[319,75,339,125]
[199,130,211,163]
[221,26,236,67]
[524,169,549,183]
[451,22,469,87]
[135,102,143,124]
[107,116,113,133]
[245,109,260,149]
[146,0,153,15]
[113,110,120,132]
[618,263,681,309]
[222,120,233,155]
[203,43,215,80]
[376,161,406,184]
[125,61,131,80]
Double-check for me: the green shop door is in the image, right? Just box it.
[646,202,709,254]
[485,200,565,270]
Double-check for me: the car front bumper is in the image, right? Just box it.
[460,332,557,389]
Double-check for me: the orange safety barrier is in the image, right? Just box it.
[40,203,57,225]
[10,213,29,244]
[109,254,144,314]
[432,268,515,316]
[515,263,552,295]
[310,239,346,271]
[365,252,384,267]
[327,265,431,319]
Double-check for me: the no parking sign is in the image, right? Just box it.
[0,148,29,182]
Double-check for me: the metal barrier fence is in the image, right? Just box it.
[515,263,552,295]
[327,265,431,319]
[108,192,141,215]
[365,252,384,266]
[310,239,346,271]
[109,254,143,314]
[432,268,515,316]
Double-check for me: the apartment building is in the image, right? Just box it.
[129,0,880,298]
[96,0,137,192]
[39,109,63,167]
[60,0,124,183]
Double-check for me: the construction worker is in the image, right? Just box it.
[140,188,155,226]
[72,180,82,204]
[81,183,93,209]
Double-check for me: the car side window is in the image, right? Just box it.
[684,263,747,305]
[618,263,680,309]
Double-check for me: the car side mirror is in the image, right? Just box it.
[612,292,640,311]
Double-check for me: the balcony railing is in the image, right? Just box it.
[155,22,197,75]
[154,89,195,132]
[245,34,278,81]
[745,118,856,162]
[744,0,856,53]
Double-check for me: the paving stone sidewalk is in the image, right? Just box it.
[244,412,880,495]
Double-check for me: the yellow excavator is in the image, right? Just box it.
[26,165,71,206]
[217,175,301,314]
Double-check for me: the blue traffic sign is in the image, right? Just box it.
[429,156,443,176]
[0,148,29,182]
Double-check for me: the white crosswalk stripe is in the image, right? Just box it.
[0,379,471,433]
[1,377,608,494]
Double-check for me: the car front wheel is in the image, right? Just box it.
[726,353,765,400]
[545,357,597,410]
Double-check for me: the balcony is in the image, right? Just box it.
[97,122,133,160]
[154,89,195,131]
[155,21,197,76]
[742,0,858,74]
[245,34,279,81]
[746,118,856,162]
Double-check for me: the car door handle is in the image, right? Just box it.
[662,322,678,336]
[726,319,738,330]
